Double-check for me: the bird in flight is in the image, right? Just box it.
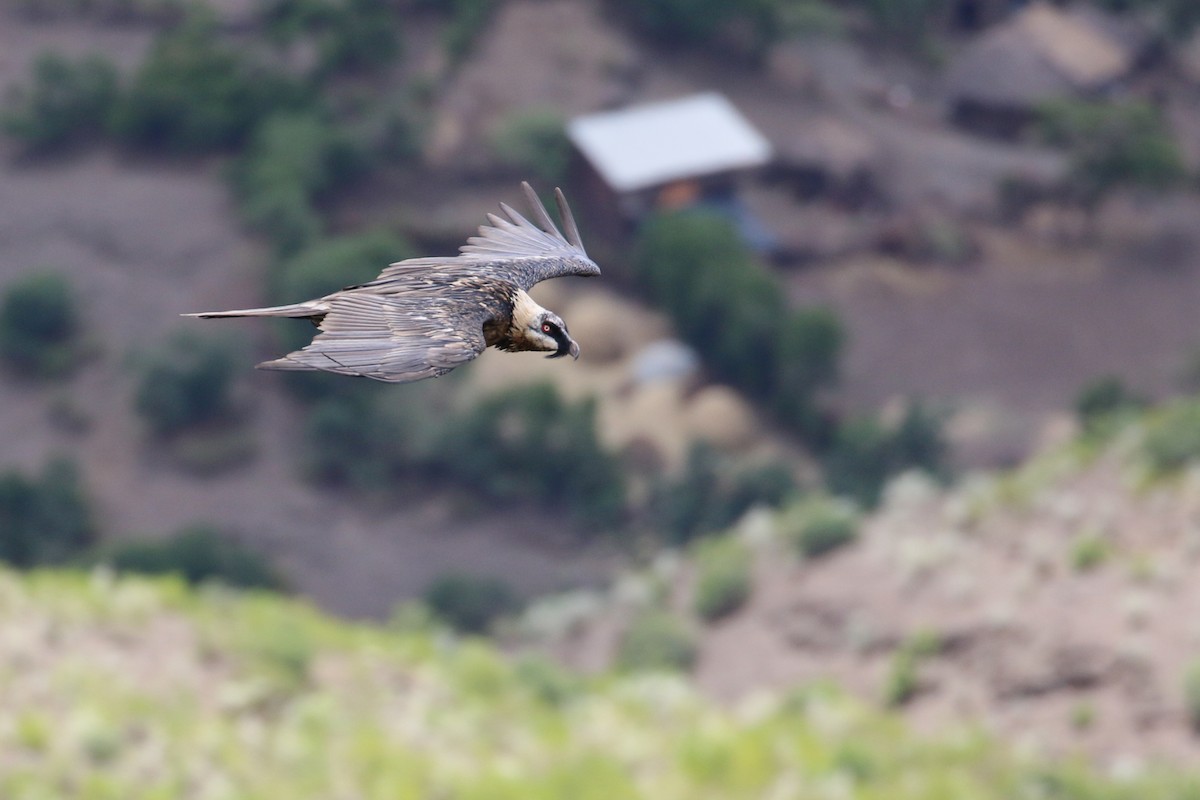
[185,182,599,383]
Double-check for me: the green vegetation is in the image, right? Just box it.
[1075,376,1144,438]
[423,573,520,634]
[649,444,796,544]
[490,107,571,184]
[434,383,627,530]
[89,524,284,590]
[109,21,310,154]
[301,382,626,531]
[0,459,94,568]
[883,630,941,707]
[617,608,698,672]
[783,495,859,559]
[133,330,240,437]
[691,535,753,621]
[851,0,945,47]
[1185,660,1200,733]
[824,404,947,508]
[1037,100,1186,209]
[261,0,404,75]
[231,111,371,256]
[1141,397,1200,475]
[634,209,843,441]
[0,52,118,154]
[1070,532,1111,572]
[0,567,1192,797]
[0,271,82,377]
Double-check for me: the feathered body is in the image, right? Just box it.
[186,183,599,383]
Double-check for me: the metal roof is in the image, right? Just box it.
[566,93,773,193]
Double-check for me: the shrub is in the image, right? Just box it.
[692,535,752,622]
[1070,533,1110,572]
[633,209,844,442]
[1036,100,1186,208]
[302,393,410,488]
[784,496,859,559]
[434,383,627,530]
[231,111,371,255]
[133,331,238,436]
[424,573,520,634]
[649,444,796,544]
[0,459,94,568]
[92,525,284,590]
[823,404,947,508]
[616,609,697,672]
[489,108,571,184]
[0,272,81,377]
[1,52,119,154]
[1185,660,1200,733]
[1075,376,1144,437]
[1142,398,1200,475]
[110,21,310,154]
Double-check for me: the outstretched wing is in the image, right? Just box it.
[257,291,491,383]
[372,182,600,292]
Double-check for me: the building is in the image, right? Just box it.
[945,1,1152,138]
[566,93,773,244]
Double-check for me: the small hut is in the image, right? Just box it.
[566,93,773,241]
[946,2,1151,138]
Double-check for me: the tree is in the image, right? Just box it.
[1,52,118,154]
[0,272,81,377]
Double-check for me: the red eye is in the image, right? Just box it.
[542,323,552,333]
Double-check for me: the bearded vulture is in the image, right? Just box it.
[185,182,600,383]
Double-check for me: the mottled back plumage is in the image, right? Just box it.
[185,183,599,383]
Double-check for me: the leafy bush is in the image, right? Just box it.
[433,383,627,530]
[1075,376,1144,437]
[692,535,752,622]
[302,392,410,487]
[0,272,81,377]
[1,52,118,154]
[850,0,944,47]
[263,0,404,74]
[650,444,796,544]
[823,404,947,508]
[616,609,697,672]
[783,496,859,559]
[133,331,238,436]
[608,0,784,57]
[0,459,94,568]
[437,0,497,63]
[92,525,284,590]
[231,111,370,255]
[634,210,844,440]
[110,21,310,154]
[1070,532,1110,572]
[1037,100,1186,208]
[1185,660,1200,733]
[1142,398,1200,475]
[490,108,571,184]
[424,573,520,634]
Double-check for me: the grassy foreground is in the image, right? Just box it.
[0,567,1195,800]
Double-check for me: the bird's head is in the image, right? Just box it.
[532,311,580,360]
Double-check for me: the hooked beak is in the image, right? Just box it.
[547,337,580,360]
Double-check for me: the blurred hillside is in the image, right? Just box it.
[0,564,1196,796]
[3,0,1200,783]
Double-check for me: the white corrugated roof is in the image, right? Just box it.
[566,93,773,193]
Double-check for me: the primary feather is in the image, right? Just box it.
[185,182,599,383]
